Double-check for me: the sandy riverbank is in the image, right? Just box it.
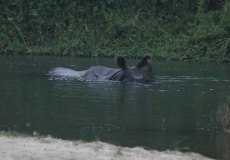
[0,135,214,160]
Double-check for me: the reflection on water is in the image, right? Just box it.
[216,132,230,160]
[0,55,230,159]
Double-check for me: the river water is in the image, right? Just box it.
[0,55,230,159]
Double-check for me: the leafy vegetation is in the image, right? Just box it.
[0,0,230,61]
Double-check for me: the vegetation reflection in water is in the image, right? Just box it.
[0,56,230,159]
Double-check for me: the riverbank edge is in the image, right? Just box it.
[1,52,230,63]
[0,134,215,160]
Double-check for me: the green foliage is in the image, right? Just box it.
[0,0,230,61]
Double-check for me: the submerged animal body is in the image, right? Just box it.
[49,55,153,82]
[49,66,120,81]
[49,66,145,81]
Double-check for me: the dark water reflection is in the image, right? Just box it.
[0,55,230,159]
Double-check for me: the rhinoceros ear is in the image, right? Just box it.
[136,54,152,69]
[116,56,127,70]
[142,54,152,62]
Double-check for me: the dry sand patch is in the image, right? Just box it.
[0,135,214,160]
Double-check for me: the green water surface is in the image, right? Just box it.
[0,55,230,159]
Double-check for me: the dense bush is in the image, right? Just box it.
[0,0,230,61]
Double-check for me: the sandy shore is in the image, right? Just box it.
[0,135,214,160]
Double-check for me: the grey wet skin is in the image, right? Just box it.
[49,55,153,82]
[115,55,153,82]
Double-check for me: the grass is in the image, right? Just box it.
[1,1,230,62]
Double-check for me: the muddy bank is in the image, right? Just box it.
[0,135,214,160]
